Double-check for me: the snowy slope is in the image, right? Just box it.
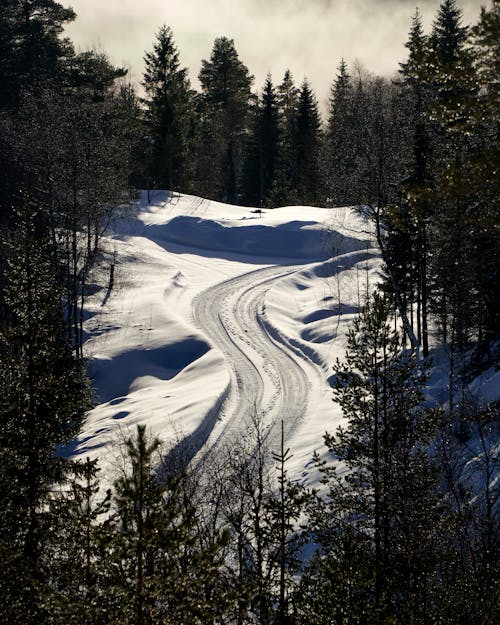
[68,191,381,485]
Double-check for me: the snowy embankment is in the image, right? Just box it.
[67,191,380,484]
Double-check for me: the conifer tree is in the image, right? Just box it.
[468,0,500,348]
[101,425,233,624]
[270,70,299,206]
[68,49,127,102]
[326,59,356,206]
[242,75,280,207]
[0,199,90,625]
[142,25,193,192]
[301,293,443,624]
[0,0,76,110]
[395,9,432,356]
[41,459,111,625]
[426,0,477,350]
[295,79,322,205]
[198,37,253,203]
[258,74,280,204]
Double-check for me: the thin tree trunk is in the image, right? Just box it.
[421,219,429,357]
[372,204,420,352]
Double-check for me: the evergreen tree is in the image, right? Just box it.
[101,425,233,624]
[115,79,149,189]
[242,75,280,207]
[295,79,322,205]
[395,9,432,356]
[142,25,193,191]
[258,74,280,205]
[67,49,127,102]
[270,69,299,206]
[198,37,253,203]
[301,293,443,624]
[430,0,468,67]
[0,0,76,111]
[0,200,90,625]
[468,0,500,349]
[326,59,356,206]
[41,459,111,625]
[425,0,477,350]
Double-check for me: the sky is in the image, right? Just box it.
[65,0,484,111]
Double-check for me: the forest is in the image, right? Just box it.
[0,0,498,623]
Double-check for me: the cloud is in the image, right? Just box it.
[65,0,484,112]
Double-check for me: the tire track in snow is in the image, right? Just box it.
[192,264,316,453]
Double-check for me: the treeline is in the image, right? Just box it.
[140,0,499,368]
[1,294,497,624]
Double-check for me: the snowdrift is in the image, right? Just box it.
[64,192,380,485]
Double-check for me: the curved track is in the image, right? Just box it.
[192,264,314,450]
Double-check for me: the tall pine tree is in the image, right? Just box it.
[142,25,193,192]
[242,74,280,207]
[198,37,253,204]
[295,79,322,205]
[0,199,90,625]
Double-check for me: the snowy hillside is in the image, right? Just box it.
[67,191,381,483]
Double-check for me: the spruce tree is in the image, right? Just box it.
[270,69,299,206]
[142,25,193,192]
[326,59,356,206]
[302,293,443,624]
[295,79,322,205]
[0,199,90,625]
[396,9,432,356]
[242,75,280,207]
[468,0,500,349]
[198,37,253,203]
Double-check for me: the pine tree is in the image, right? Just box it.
[270,70,299,206]
[0,0,76,110]
[198,37,253,203]
[40,459,111,625]
[0,199,90,625]
[295,79,322,205]
[67,49,127,102]
[326,59,356,206]
[142,25,193,192]
[269,421,309,625]
[303,293,443,624]
[242,75,280,207]
[101,425,233,624]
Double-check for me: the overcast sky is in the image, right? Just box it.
[65,0,483,111]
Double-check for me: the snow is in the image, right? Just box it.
[65,191,383,486]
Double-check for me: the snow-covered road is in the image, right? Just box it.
[69,192,380,485]
[193,264,313,451]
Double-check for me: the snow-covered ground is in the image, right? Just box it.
[66,191,381,484]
